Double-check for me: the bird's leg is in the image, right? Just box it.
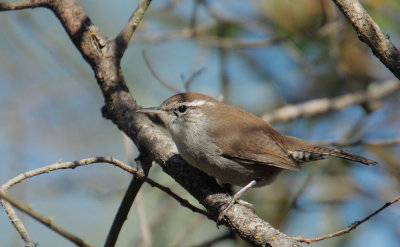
[217,180,257,223]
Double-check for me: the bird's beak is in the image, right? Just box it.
[136,107,164,114]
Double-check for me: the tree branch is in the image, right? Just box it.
[0,191,95,247]
[114,0,152,58]
[332,0,400,79]
[0,157,211,246]
[314,138,400,148]
[0,1,299,245]
[104,155,152,247]
[296,195,400,243]
[183,67,205,92]
[262,79,400,123]
[136,26,285,49]
[0,0,47,11]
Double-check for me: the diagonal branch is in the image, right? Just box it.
[332,0,400,79]
[114,0,152,58]
[1,1,298,246]
[296,195,400,243]
[142,49,181,93]
[0,191,95,247]
[104,155,152,247]
[1,157,212,246]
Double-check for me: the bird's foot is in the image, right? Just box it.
[216,180,257,224]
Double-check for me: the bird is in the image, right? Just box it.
[137,92,377,221]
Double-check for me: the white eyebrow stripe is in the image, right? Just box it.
[186,100,215,107]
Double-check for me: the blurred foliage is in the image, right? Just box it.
[1,0,400,246]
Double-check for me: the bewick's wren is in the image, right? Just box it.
[138,92,376,220]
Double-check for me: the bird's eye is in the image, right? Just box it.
[178,105,187,113]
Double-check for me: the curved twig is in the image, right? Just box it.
[296,195,400,243]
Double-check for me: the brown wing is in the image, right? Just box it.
[206,103,301,171]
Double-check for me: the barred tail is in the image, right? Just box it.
[308,146,377,166]
[284,136,377,165]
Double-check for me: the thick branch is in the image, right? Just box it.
[1,1,298,246]
[332,0,400,79]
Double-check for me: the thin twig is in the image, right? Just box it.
[1,157,212,247]
[183,67,205,92]
[0,191,95,247]
[137,27,284,49]
[114,0,153,57]
[296,195,400,243]
[134,198,176,246]
[104,154,152,247]
[262,80,400,123]
[18,158,212,219]
[170,214,202,247]
[314,138,400,148]
[189,0,200,35]
[0,0,47,11]
[0,1,308,245]
[135,193,152,247]
[142,49,181,93]
[219,42,229,102]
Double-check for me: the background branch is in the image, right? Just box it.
[142,49,181,93]
[0,191,94,247]
[296,195,400,243]
[1,0,398,246]
[332,0,400,79]
[262,79,400,123]
[314,138,400,148]
[1,157,211,246]
[104,155,152,247]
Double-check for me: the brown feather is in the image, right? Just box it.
[161,92,376,169]
[205,101,301,171]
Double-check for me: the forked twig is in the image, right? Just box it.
[1,157,212,247]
